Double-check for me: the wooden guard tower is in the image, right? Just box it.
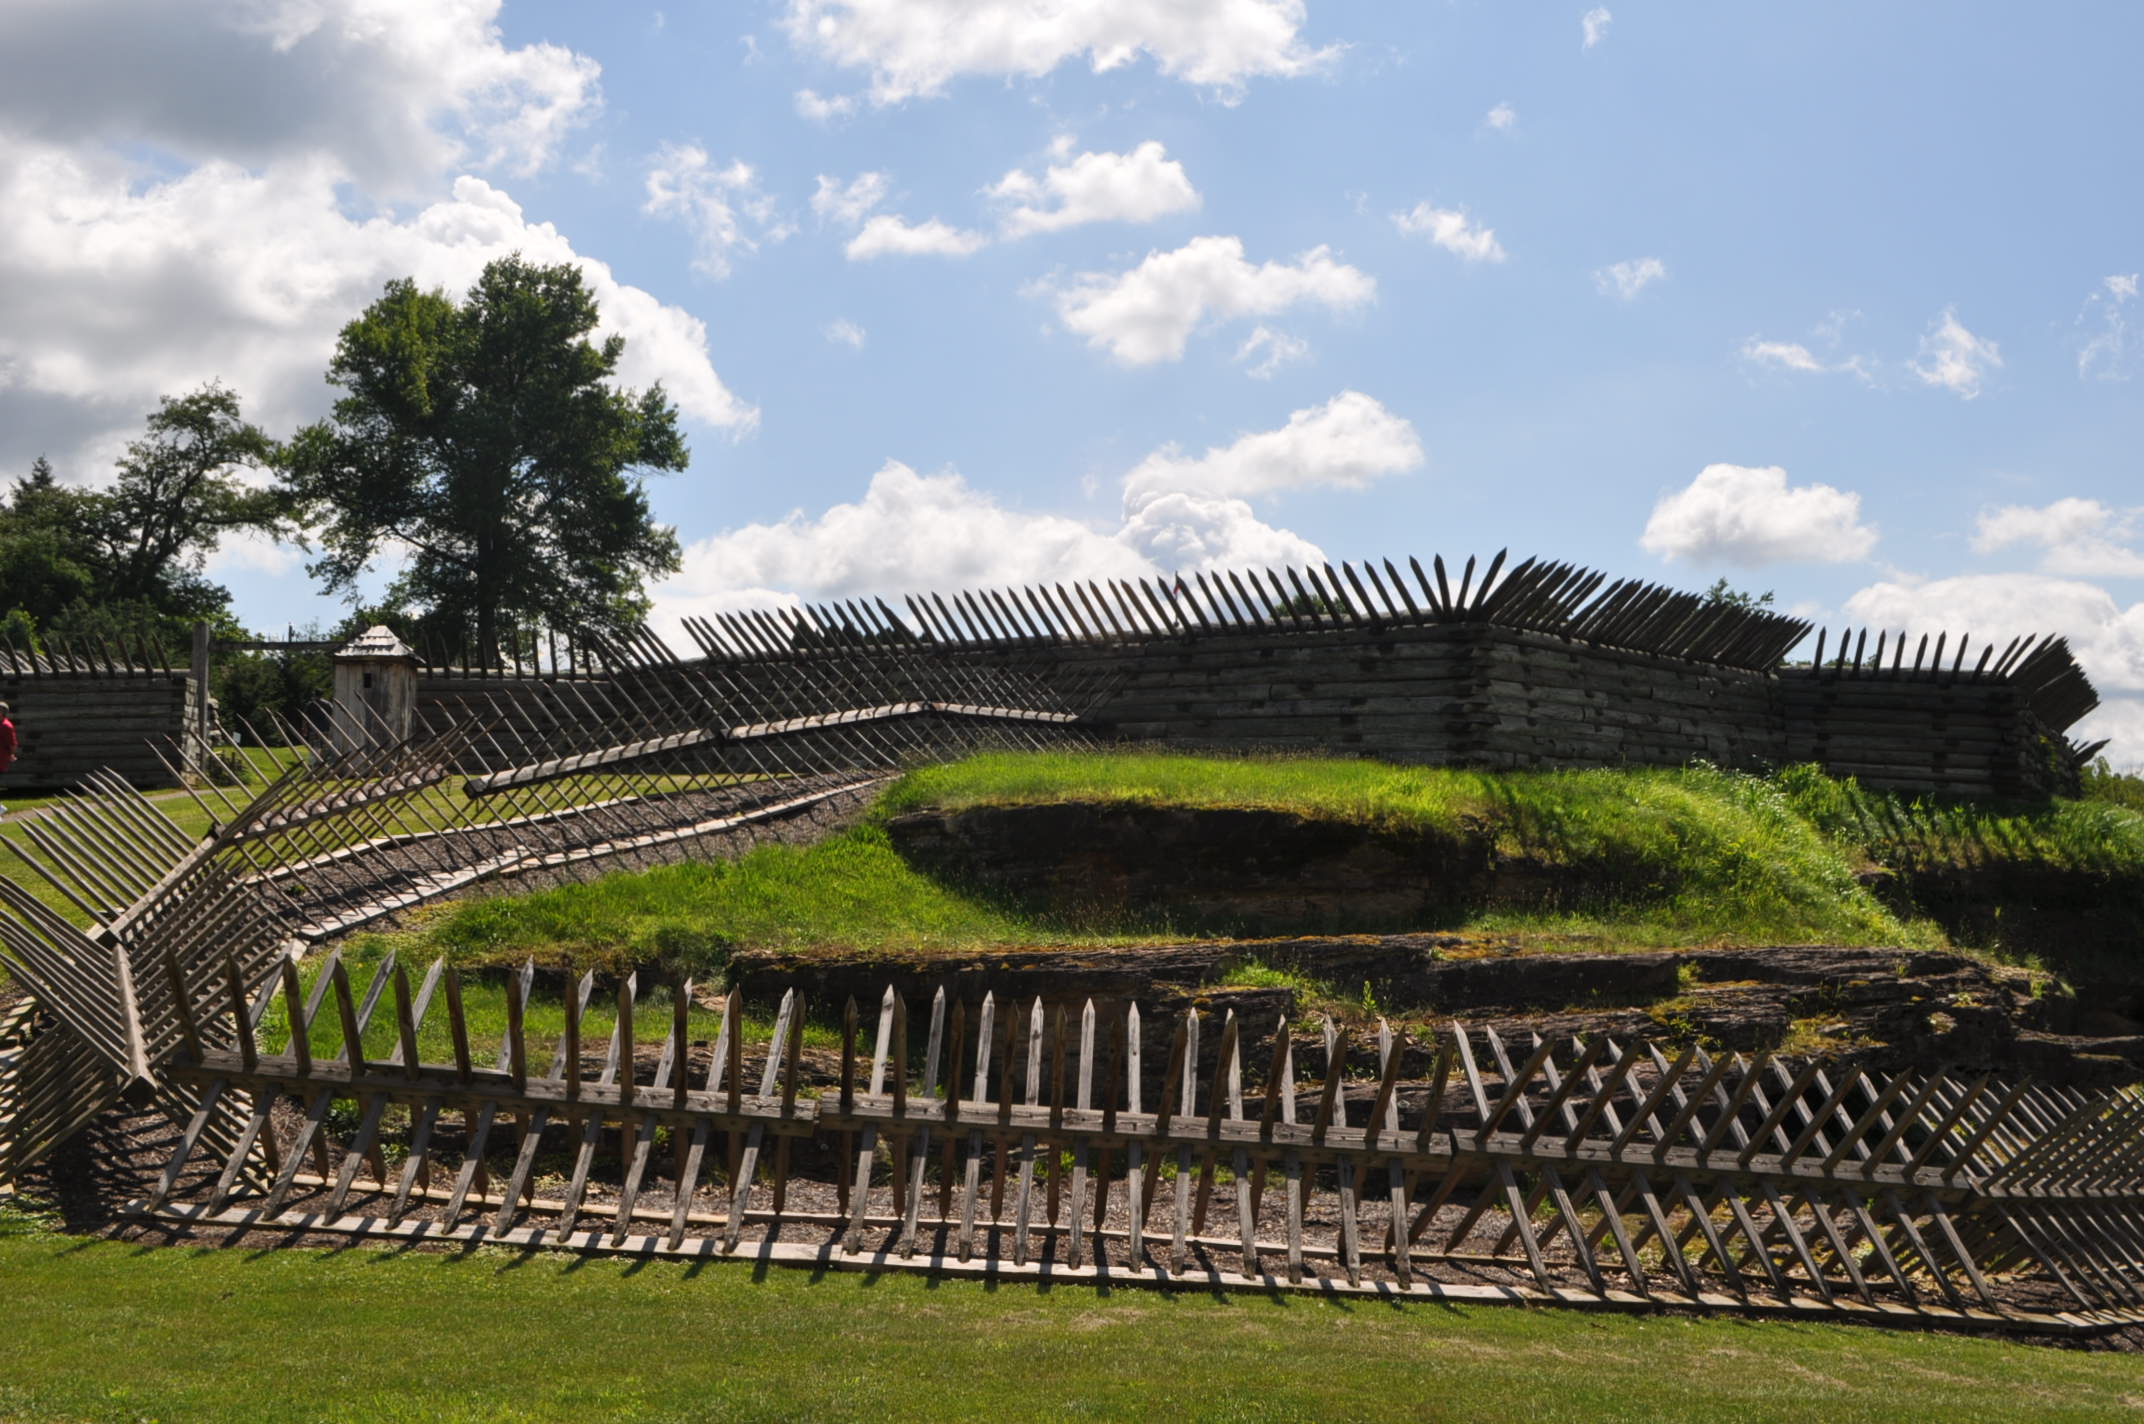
[330,625,417,754]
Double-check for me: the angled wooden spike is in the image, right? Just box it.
[955,992,997,1261]
[617,974,638,1106]
[838,986,897,1257]
[1190,1009,1239,1243]
[1475,548,1509,607]
[674,979,695,1112]
[1312,1017,1350,1145]
[505,967,528,1090]
[391,961,420,1079]
[444,968,472,1083]
[163,952,203,1065]
[563,975,583,1102]
[1170,1008,1202,1270]
[1479,1034,1558,1141]
[216,957,256,1072]
[1066,998,1098,1268]
[266,955,309,1075]
[1013,996,1046,1265]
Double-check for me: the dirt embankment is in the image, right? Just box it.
[886,800,2144,990]
[734,935,2144,1094]
[887,803,1567,935]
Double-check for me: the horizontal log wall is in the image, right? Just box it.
[988,622,1788,774]
[1781,670,2062,801]
[415,626,2070,800]
[0,673,193,789]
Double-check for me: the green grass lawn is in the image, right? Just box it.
[889,751,1940,948]
[1,1205,2136,1424]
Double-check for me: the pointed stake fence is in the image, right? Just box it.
[106,961,2144,1332]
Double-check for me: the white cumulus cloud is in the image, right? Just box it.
[811,171,890,226]
[0,1,752,480]
[824,318,867,349]
[777,0,1338,104]
[1740,339,1828,374]
[1640,463,1878,567]
[1972,498,2144,577]
[991,141,1200,238]
[657,461,1153,616]
[845,213,991,260]
[1594,256,1665,301]
[1392,203,1507,263]
[1234,325,1310,379]
[1485,102,1517,131]
[0,0,600,195]
[1047,235,1375,365]
[206,526,306,579]
[650,392,1425,638]
[1115,489,1325,572]
[1582,7,1613,49]
[1740,313,1879,384]
[641,145,787,279]
[0,149,756,475]
[1912,307,2001,399]
[1121,390,1423,505]
[793,88,860,123]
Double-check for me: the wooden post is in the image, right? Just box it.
[189,619,211,778]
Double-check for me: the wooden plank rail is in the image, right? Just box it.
[100,961,2144,1331]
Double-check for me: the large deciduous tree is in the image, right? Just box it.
[1,386,290,652]
[280,255,688,656]
[96,383,288,611]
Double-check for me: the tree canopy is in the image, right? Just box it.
[279,255,688,655]
[0,385,289,653]
[1701,577,1776,612]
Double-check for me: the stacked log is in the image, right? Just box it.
[0,671,193,789]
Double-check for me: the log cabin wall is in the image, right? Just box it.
[0,671,194,789]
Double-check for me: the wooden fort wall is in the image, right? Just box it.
[952,624,2068,800]
[0,670,194,790]
[399,622,2081,802]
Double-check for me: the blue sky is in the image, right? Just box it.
[4,2,2141,760]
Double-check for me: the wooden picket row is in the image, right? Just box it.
[673,552,1816,674]
[122,963,2144,1330]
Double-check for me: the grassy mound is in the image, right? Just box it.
[358,750,2144,978]
[396,823,1112,975]
[885,752,1931,947]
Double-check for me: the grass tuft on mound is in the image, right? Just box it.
[368,822,1154,977]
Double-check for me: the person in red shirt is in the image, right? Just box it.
[0,700,14,813]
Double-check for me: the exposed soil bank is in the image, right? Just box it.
[885,801,2144,982]
[1880,860,2144,998]
[888,803,1533,935]
[734,936,2143,1093]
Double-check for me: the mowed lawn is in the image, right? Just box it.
[0,1210,2136,1423]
